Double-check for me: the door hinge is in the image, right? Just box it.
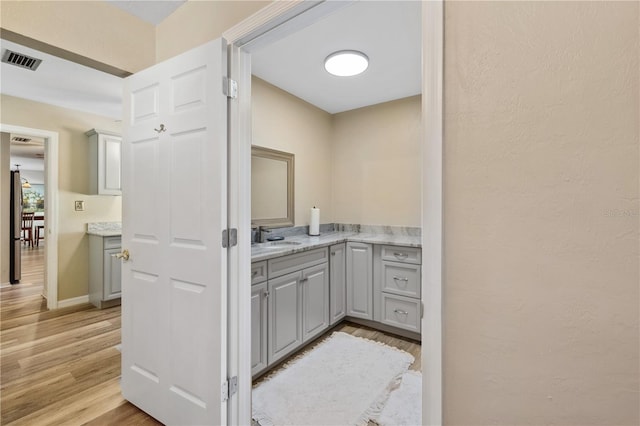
[221,376,238,402]
[222,228,238,248]
[223,76,238,99]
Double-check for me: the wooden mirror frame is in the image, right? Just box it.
[251,145,295,228]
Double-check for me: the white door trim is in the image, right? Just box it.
[422,1,444,424]
[0,123,59,310]
[225,1,444,424]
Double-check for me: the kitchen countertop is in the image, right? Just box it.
[251,231,421,262]
[86,222,122,237]
[86,230,122,237]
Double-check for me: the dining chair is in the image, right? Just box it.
[21,212,34,247]
[35,219,45,247]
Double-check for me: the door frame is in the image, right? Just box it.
[0,123,59,309]
[224,1,444,424]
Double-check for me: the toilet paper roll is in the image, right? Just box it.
[309,207,320,236]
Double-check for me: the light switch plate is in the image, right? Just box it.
[75,200,85,211]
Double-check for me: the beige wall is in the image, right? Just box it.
[252,77,333,227]
[443,2,639,424]
[0,0,155,73]
[1,95,122,301]
[155,1,265,62]
[0,132,10,284]
[331,96,421,227]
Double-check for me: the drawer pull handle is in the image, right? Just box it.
[393,252,408,258]
[264,290,269,298]
[394,309,409,316]
[331,252,336,256]
[393,276,409,282]
[252,270,258,277]
[300,278,308,283]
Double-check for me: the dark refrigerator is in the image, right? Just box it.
[9,170,22,283]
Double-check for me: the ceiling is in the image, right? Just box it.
[251,1,422,114]
[0,1,421,121]
[0,39,122,119]
[9,134,45,172]
[105,0,186,25]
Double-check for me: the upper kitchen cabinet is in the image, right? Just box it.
[86,129,122,195]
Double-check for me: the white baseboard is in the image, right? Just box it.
[1,282,12,288]
[57,295,90,308]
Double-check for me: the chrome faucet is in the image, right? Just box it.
[252,225,271,243]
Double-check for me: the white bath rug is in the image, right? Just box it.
[375,370,422,426]
[252,332,414,426]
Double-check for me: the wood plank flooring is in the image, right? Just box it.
[1,249,421,425]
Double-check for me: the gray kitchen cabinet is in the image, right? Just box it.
[88,235,122,308]
[85,129,122,195]
[329,243,346,325]
[346,242,373,320]
[267,271,303,365]
[302,263,329,342]
[251,280,268,376]
[376,244,422,333]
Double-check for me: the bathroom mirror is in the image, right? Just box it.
[251,146,294,228]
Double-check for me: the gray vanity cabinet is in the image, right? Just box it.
[329,243,347,325]
[267,271,303,365]
[346,242,373,320]
[302,263,329,342]
[89,235,122,309]
[251,280,268,376]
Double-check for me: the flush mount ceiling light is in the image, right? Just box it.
[324,50,369,77]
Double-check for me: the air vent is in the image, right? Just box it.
[11,136,32,143]
[2,49,42,71]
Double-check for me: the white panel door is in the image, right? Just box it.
[121,38,228,426]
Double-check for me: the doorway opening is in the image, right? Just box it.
[224,1,442,424]
[1,124,59,310]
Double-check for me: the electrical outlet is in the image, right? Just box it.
[75,200,85,211]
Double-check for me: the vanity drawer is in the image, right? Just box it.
[268,247,328,279]
[251,261,268,285]
[103,236,122,250]
[382,261,421,298]
[381,293,421,333]
[380,245,421,265]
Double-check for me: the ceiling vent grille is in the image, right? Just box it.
[11,136,32,143]
[2,49,42,71]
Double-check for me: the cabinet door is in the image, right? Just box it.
[346,242,373,320]
[302,263,329,342]
[99,134,122,195]
[329,243,347,325]
[103,248,122,300]
[251,282,268,376]
[268,271,302,365]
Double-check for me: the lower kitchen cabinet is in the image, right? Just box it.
[329,243,347,325]
[251,281,268,376]
[89,235,122,309]
[346,242,373,320]
[302,263,329,342]
[268,271,303,365]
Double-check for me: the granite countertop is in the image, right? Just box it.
[251,231,421,262]
[86,222,122,237]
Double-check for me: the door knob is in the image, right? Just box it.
[115,249,130,261]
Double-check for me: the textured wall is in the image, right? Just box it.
[0,0,155,73]
[331,96,422,227]
[252,77,333,227]
[0,133,10,284]
[443,1,639,424]
[155,0,264,63]
[0,95,123,301]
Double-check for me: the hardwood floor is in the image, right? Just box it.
[1,251,421,425]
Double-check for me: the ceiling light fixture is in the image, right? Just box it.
[324,50,369,77]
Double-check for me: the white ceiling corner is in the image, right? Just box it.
[104,0,187,25]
